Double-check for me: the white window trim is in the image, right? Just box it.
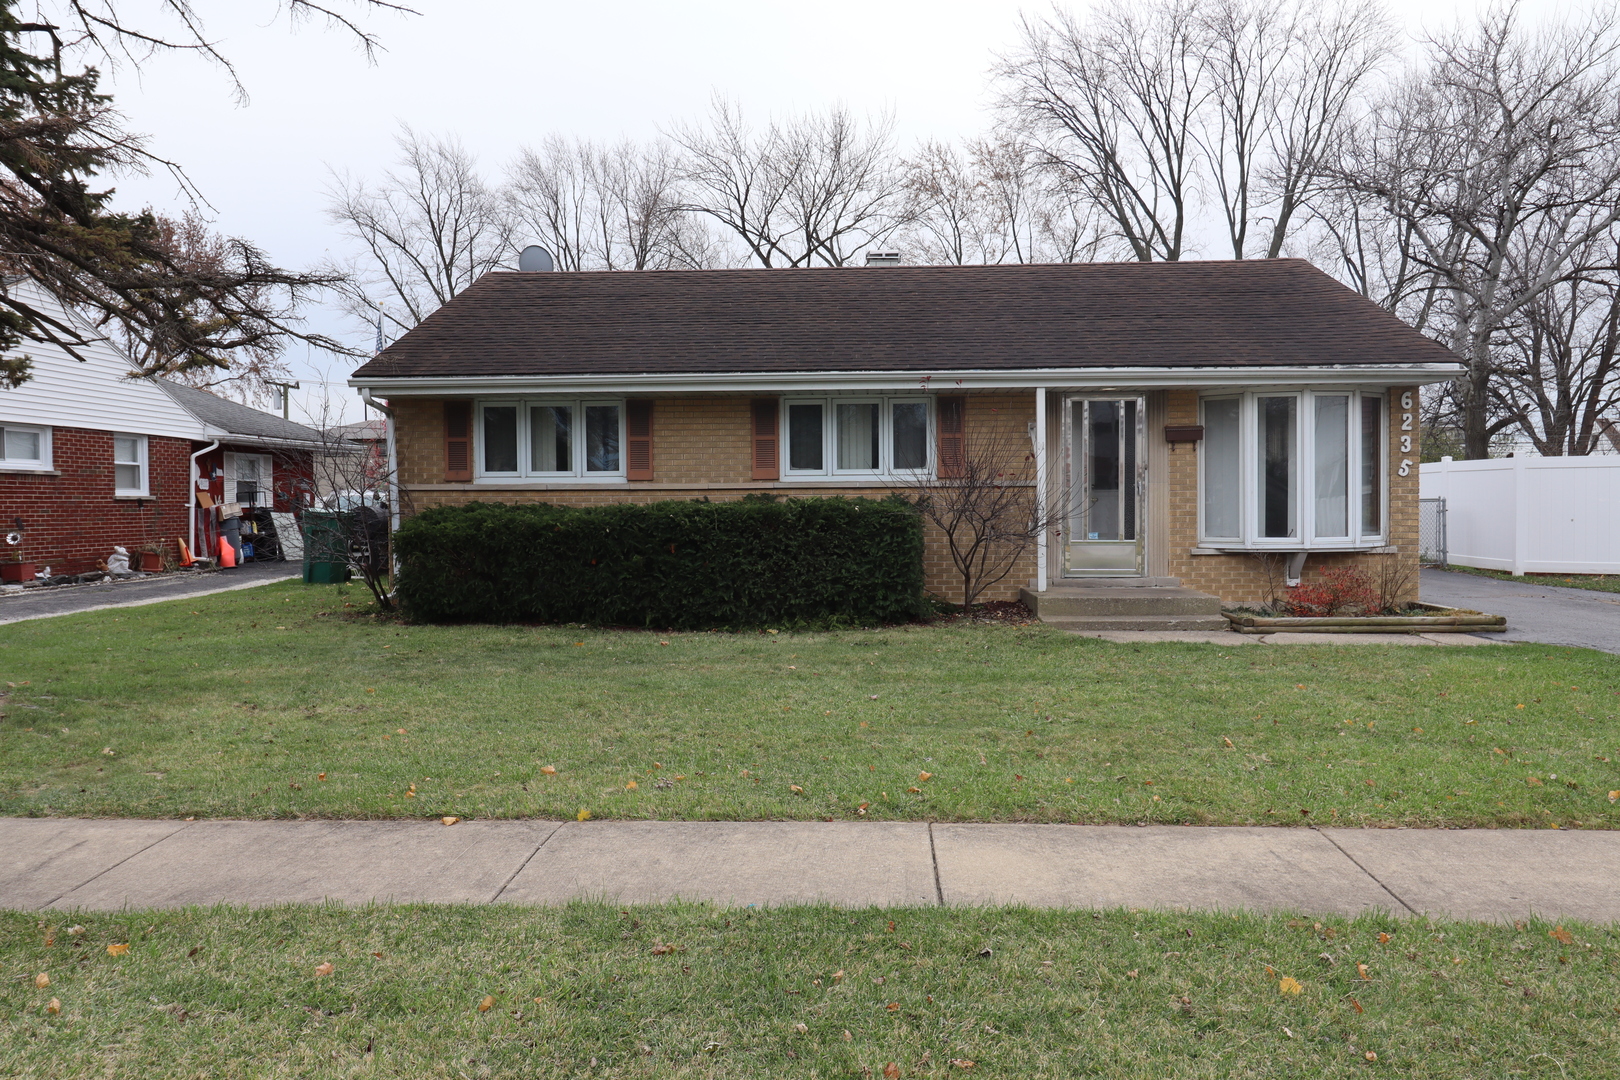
[223,450,273,506]
[474,398,627,483]
[112,433,149,497]
[1197,389,1388,551]
[0,422,52,471]
[781,395,933,481]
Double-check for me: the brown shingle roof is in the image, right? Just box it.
[349,259,1457,381]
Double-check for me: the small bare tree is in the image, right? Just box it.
[283,391,408,612]
[890,413,1066,608]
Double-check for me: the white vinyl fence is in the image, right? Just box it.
[1420,456,1620,574]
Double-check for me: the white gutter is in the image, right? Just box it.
[359,388,400,572]
[188,440,219,562]
[349,362,1464,397]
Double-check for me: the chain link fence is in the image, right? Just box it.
[1419,496,1447,566]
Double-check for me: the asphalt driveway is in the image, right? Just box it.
[1421,567,1620,654]
[0,561,299,625]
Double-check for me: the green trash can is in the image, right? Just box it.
[301,510,352,584]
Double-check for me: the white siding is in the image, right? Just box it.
[0,282,204,440]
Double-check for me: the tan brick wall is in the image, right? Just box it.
[393,392,1037,603]
[1165,386,1421,605]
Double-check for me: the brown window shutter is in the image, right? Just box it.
[443,401,473,482]
[750,398,779,480]
[626,400,654,480]
[937,396,966,478]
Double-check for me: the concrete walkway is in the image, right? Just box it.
[0,562,298,625]
[3,818,1616,923]
[1421,567,1620,653]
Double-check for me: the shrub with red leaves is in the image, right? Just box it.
[1280,566,1380,617]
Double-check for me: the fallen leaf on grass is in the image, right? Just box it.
[625,780,638,790]
[794,1022,808,1033]
[1278,977,1303,995]
[907,787,921,794]
[317,773,326,781]
[1365,1051,1378,1061]
[950,1060,976,1069]
[1349,998,1364,1014]
[790,785,804,794]
[1377,932,1392,944]
[917,771,933,782]
[1609,790,1619,803]
[34,972,48,988]
[1357,963,1370,979]
[314,962,334,977]
[45,998,60,1015]
[107,943,129,956]
[884,1063,900,1079]
[842,1030,853,1041]
[540,765,557,775]
[478,995,495,1012]
[1126,970,1138,979]
[650,943,683,955]
[1550,926,1575,945]
[1222,737,1235,749]
[576,809,592,821]
[441,816,460,826]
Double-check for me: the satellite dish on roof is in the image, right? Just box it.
[518,245,555,272]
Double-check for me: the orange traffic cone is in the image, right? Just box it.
[178,539,194,567]
[217,536,236,568]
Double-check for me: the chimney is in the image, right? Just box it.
[865,251,901,266]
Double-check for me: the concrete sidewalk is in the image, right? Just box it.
[3,818,1616,923]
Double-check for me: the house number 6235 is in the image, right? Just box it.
[1397,391,1414,476]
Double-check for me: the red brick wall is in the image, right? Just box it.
[1,427,193,575]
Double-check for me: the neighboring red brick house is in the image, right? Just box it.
[0,285,322,575]
[350,260,1464,617]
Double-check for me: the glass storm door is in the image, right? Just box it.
[1065,397,1144,575]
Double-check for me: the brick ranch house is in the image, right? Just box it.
[0,284,322,575]
[349,260,1462,614]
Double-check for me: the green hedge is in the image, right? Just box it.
[392,495,926,628]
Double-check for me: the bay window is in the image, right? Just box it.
[782,396,931,479]
[478,400,623,480]
[1200,391,1385,547]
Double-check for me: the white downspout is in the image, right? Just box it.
[358,388,400,573]
[1034,386,1048,592]
[188,440,219,564]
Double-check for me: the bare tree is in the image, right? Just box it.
[672,97,903,267]
[502,136,715,272]
[325,126,510,341]
[1495,242,1620,455]
[998,1,1208,261]
[1331,3,1620,458]
[890,412,1066,607]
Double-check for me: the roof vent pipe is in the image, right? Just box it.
[518,245,555,272]
[865,251,901,266]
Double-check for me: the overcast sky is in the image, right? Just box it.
[97,0,1566,422]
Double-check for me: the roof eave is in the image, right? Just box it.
[350,362,1465,397]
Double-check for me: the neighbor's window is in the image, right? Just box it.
[783,397,931,478]
[478,400,623,479]
[113,434,148,496]
[1199,391,1385,547]
[0,422,49,470]
[223,451,272,505]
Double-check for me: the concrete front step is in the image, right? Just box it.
[1020,584,1223,618]
[1038,614,1233,632]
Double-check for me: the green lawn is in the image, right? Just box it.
[3,903,1617,1078]
[1435,564,1620,594]
[0,580,1616,828]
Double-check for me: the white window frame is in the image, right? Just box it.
[0,422,51,471]
[780,395,933,481]
[112,433,149,497]
[1197,390,1387,550]
[223,451,273,506]
[474,398,627,482]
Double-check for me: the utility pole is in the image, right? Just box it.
[267,380,301,420]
